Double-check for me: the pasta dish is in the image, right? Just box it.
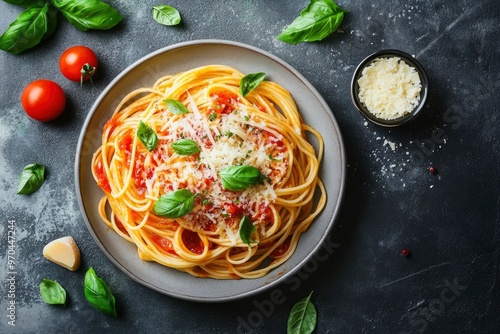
[92,64,325,279]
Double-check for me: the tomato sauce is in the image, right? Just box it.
[103,114,121,133]
[114,217,129,236]
[210,90,238,115]
[150,235,177,255]
[94,159,111,193]
[267,133,286,153]
[269,237,291,259]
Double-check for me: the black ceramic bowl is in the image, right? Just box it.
[351,49,429,127]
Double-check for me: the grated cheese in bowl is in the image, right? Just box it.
[357,56,422,120]
[350,49,429,127]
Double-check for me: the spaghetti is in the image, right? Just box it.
[92,65,325,279]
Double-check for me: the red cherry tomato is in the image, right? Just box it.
[59,46,98,83]
[21,79,66,122]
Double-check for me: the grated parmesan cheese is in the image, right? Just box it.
[144,94,288,234]
[357,56,422,120]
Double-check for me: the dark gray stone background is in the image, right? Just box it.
[1,1,499,333]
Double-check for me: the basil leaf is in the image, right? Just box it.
[17,163,45,194]
[137,121,158,152]
[43,4,58,40]
[39,279,66,305]
[239,215,257,245]
[153,189,196,218]
[164,99,189,114]
[277,0,347,44]
[0,3,55,55]
[84,267,117,317]
[4,0,46,7]
[171,139,200,156]
[287,292,317,334]
[152,5,181,26]
[219,165,270,191]
[240,72,266,97]
[52,0,123,31]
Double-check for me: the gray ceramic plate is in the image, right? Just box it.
[75,40,346,302]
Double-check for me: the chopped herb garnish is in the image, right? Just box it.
[269,154,281,162]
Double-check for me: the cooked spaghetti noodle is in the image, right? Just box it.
[92,65,325,279]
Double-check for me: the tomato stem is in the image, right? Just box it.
[81,63,96,86]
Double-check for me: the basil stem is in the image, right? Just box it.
[239,215,257,245]
[164,99,189,114]
[39,279,66,305]
[84,267,117,317]
[277,0,347,44]
[287,291,317,334]
[17,163,45,195]
[52,0,123,31]
[153,189,196,218]
[0,3,57,55]
[219,165,270,191]
[137,121,158,152]
[152,5,181,26]
[240,72,266,97]
[171,139,200,156]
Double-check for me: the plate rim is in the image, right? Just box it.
[74,39,347,302]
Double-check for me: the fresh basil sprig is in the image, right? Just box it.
[0,0,122,54]
[51,0,123,31]
[239,215,257,245]
[84,267,117,317]
[137,121,158,152]
[219,165,270,191]
[39,279,67,305]
[0,3,57,55]
[17,163,45,194]
[152,5,181,26]
[153,189,196,218]
[277,0,347,44]
[287,291,317,334]
[240,72,266,97]
[171,139,200,156]
[164,99,189,114]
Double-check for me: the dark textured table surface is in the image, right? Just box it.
[1,1,499,333]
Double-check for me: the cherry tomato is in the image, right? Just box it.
[59,46,98,83]
[21,79,66,122]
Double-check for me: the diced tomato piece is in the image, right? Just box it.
[252,203,273,223]
[203,176,214,188]
[182,230,204,255]
[224,203,243,216]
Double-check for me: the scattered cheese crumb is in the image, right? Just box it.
[383,139,397,151]
[357,56,422,120]
[43,236,81,271]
